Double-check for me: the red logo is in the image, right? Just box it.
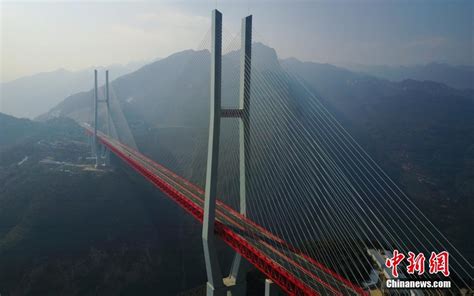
[385,249,405,278]
[385,250,450,277]
[429,251,450,276]
[407,252,425,275]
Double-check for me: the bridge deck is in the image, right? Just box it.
[89,127,365,296]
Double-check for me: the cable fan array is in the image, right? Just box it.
[89,24,472,295]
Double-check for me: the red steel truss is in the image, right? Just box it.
[87,128,366,296]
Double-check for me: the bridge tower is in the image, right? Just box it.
[202,10,252,296]
[104,70,111,166]
[92,69,112,167]
[93,69,99,167]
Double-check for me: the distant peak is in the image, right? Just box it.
[280,57,301,64]
[252,42,277,54]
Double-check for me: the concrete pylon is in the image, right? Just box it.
[202,10,253,296]
[228,14,252,293]
[91,69,112,167]
[93,69,99,167]
[202,9,227,296]
[104,70,111,166]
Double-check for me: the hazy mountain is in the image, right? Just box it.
[43,44,473,263]
[42,43,286,129]
[344,62,474,89]
[0,61,150,119]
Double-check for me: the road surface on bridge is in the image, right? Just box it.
[85,125,365,296]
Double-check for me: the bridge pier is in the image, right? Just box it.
[224,276,247,296]
[204,277,247,296]
[265,279,282,296]
[205,282,227,296]
[202,10,252,296]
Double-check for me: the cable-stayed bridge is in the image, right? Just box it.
[84,126,364,296]
[82,9,472,296]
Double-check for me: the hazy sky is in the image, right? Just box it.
[1,0,473,82]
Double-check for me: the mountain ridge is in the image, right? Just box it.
[343,62,474,90]
[0,61,152,119]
